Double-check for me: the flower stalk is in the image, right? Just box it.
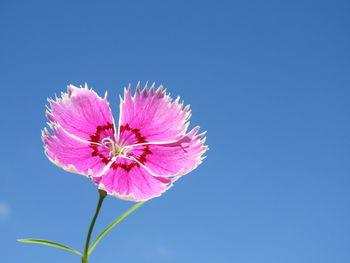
[82,189,107,263]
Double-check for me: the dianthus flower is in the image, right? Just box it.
[43,83,207,201]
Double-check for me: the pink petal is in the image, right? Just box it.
[43,124,112,176]
[47,84,115,141]
[131,126,208,177]
[93,157,174,201]
[119,83,190,144]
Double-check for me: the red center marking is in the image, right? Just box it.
[89,122,114,164]
[89,123,152,171]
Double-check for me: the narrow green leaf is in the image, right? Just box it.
[17,238,82,256]
[88,201,145,256]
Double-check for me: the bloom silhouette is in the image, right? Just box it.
[43,83,207,201]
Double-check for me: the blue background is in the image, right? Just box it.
[0,0,349,262]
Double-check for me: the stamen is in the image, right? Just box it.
[119,146,131,158]
[101,137,115,146]
[101,137,132,158]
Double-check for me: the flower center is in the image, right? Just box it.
[101,137,129,157]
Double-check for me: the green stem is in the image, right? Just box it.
[82,190,107,263]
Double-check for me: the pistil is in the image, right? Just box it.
[101,137,129,158]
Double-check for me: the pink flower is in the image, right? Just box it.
[42,83,208,201]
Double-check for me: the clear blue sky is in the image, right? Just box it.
[1,0,349,262]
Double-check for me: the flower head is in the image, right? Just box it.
[42,83,208,201]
